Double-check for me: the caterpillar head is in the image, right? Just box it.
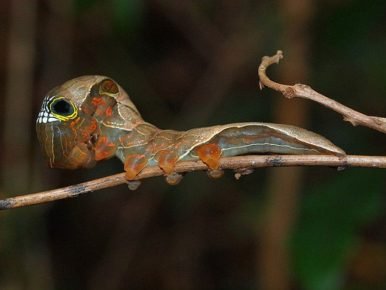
[36,75,141,169]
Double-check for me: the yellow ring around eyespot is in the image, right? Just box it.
[49,96,78,121]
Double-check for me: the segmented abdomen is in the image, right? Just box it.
[139,122,344,165]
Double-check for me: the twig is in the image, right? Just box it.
[258,50,386,134]
[1,154,386,210]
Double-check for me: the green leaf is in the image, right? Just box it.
[291,170,383,290]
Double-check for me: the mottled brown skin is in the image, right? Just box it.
[36,76,345,185]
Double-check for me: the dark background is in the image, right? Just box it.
[0,1,386,289]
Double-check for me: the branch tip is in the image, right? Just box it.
[258,50,386,134]
[275,50,284,63]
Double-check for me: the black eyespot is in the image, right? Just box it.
[51,99,74,116]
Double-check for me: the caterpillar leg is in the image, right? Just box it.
[165,172,183,185]
[124,154,148,180]
[155,150,183,185]
[156,150,178,174]
[195,143,224,179]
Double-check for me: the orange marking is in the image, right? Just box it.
[156,150,178,174]
[79,118,98,141]
[95,136,117,160]
[92,97,106,107]
[89,118,98,131]
[124,154,148,180]
[195,143,222,170]
[69,117,81,128]
[105,106,113,117]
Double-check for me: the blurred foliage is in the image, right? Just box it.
[74,0,145,37]
[292,170,384,290]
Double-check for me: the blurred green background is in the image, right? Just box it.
[0,0,386,289]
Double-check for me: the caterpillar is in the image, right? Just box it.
[36,76,345,186]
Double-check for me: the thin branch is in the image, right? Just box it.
[1,154,386,210]
[258,50,386,134]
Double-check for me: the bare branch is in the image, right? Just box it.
[258,50,386,134]
[1,154,386,210]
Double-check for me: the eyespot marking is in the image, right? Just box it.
[36,96,78,123]
[51,99,74,116]
[49,97,78,121]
